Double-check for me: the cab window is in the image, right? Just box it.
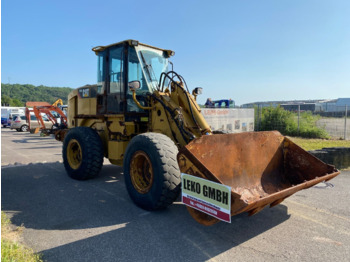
[97,51,106,94]
[127,46,147,113]
[128,47,148,92]
[109,46,124,94]
[106,45,124,114]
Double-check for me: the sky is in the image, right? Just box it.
[1,0,350,105]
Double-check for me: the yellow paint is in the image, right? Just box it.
[108,141,129,162]
[67,43,214,164]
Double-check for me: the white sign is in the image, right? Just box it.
[181,173,232,223]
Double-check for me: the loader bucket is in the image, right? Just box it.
[178,131,340,225]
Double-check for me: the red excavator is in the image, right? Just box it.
[25,99,67,136]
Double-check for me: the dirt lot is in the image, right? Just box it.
[1,128,350,261]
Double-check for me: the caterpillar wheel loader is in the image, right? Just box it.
[57,40,340,225]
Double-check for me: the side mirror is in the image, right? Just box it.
[192,87,203,96]
[128,81,141,91]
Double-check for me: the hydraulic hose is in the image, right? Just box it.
[132,91,153,110]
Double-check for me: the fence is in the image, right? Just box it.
[255,105,349,140]
[202,108,255,133]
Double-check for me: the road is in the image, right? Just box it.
[1,128,350,261]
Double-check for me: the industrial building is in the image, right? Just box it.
[241,98,350,113]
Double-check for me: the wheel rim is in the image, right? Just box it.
[130,151,154,194]
[67,139,82,169]
[22,125,28,132]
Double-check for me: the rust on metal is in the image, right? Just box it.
[26,101,51,107]
[178,131,340,225]
[130,151,154,194]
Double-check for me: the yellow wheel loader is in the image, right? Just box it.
[57,40,340,225]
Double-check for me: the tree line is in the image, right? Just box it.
[1,83,73,107]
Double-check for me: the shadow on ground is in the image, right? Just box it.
[2,162,290,261]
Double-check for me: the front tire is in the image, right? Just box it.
[123,133,181,210]
[63,127,104,180]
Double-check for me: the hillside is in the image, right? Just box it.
[1,83,74,107]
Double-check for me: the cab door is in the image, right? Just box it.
[107,45,124,114]
[96,50,107,114]
[96,45,125,115]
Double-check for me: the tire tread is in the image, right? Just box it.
[63,127,104,180]
[124,132,181,210]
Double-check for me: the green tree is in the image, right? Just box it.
[298,111,329,138]
[12,99,24,107]
[260,106,298,135]
[1,83,73,106]
[1,95,13,106]
[259,106,329,139]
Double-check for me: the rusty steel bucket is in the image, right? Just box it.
[178,131,340,225]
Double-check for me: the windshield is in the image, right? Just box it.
[135,45,169,91]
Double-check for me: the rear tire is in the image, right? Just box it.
[63,127,104,180]
[123,133,181,210]
[20,125,29,132]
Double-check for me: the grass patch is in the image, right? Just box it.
[1,212,42,262]
[289,137,350,151]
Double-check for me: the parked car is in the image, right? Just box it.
[1,117,8,127]
[10,115,53,132]
[7,113,22,128]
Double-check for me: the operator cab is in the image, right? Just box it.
[92,40,174,119]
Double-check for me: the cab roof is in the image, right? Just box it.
[91,39,175,57]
